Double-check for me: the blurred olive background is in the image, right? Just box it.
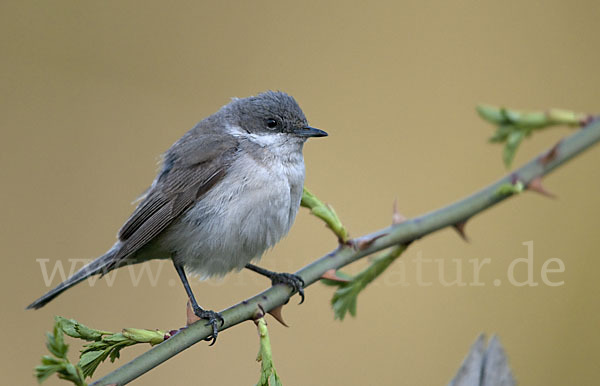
[2,1,600,385]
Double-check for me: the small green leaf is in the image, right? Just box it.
[46,327,67,359]
[268,372,283,386]
[79,350,109,378]
[35,363,64,383]
[331,286,359,320]
[40,355,61,366]
[75,324,109,341]
[301,187,349,242]
[78,351,104,369]
[110,345,126,362]
[503,130,525,168]
[489,124,513,143]
[37,319,87,385]
[37,316,162,383]
[56,317,80,338]
[478,104,588,168]
[56,316,110,341]
[476,104,506,125]
[101,333,130,344]
[63,363,80,381]
[329,245,407,320]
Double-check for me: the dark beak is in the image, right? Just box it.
[294,126,328,138]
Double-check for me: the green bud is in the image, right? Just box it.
[516,112,548,128]
[122,328,165,345]
[476,105,506,124]
[548,109,584,126]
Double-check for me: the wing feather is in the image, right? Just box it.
[111,132,238,264]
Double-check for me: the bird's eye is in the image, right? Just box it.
[266,118,278,129]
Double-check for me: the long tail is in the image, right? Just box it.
[26,249,118,310]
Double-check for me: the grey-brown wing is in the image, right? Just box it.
[112,133,238,263]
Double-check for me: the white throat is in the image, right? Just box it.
[227,124,305,151]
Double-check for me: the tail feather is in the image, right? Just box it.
[26,250,117,310]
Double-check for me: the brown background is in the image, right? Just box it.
[2,1,600,385]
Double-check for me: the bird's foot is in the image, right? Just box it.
[192,306,224,345]
[270,272,305,304]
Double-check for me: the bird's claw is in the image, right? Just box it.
[271,273,305,304]
[192,307,224,345]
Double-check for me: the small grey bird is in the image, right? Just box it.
[27,91,327,342]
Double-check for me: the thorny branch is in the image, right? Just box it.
[82,114,600,385]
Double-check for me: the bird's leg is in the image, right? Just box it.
[245,263,305,304]
[172,260,224,345]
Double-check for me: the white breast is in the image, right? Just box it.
[164,130,306,278]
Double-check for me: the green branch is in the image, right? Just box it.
[324,244,407,320]
[255,318,282,386]
[36,317,172,385]
[301,187,349,243]
[88,115,600,385]
[36,318,86,386]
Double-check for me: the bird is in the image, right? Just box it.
[27,91,327,342]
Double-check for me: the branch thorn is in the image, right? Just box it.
[320,269,350,283]
[540,140,561,166]
[527,177,556,198]
[392,198,407,225]
[353,233,388,251]
[267,305,289,327]
[453,220,469,242]
[186,300,201,326]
